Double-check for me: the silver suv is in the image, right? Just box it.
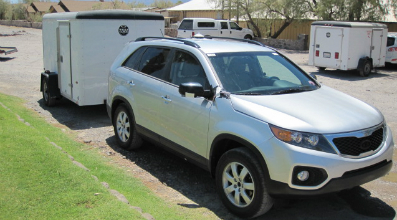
[107,37,394,218]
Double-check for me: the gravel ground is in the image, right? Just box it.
[1,25,396,220]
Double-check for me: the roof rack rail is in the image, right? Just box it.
[195,36,265,47]
[135,37,200,48]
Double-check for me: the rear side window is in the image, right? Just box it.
[179,20,193,30]
[198,22,215,28]
[122,47,146,69]
[137,47,170,78]
[387,37,395,47]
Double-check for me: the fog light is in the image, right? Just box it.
[297,171,309,181]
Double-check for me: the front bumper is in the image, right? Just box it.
[260,125,394,196]
[267,159,392,197]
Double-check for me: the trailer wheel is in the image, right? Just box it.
[42,78,56,106]
[359,60,371,77]
[113,103,142,150]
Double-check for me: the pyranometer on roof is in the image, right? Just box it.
[167,0,221,11]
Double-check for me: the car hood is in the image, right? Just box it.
[230,86,384,134]
[243,28,253,33]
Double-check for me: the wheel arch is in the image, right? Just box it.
[209,134,271,181]
[357,57,373,70]
[244,34,253,40]
[110,96,134,122]
[40,71,61,97]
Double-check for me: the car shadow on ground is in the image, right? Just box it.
[106,136,396,220]
[37,88,396,220]
[37,97,110,130]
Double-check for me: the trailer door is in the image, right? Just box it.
[371,29,383,66]
[58,21,72,100]
[312,27,343,69]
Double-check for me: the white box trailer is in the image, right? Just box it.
[308,21,387,76]
[40,10,164,106]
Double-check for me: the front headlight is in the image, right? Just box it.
[269,125,336,154]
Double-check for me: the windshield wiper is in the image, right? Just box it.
[233,92,263,95]
[271,88,313,95]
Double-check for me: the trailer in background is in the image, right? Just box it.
[40,10,165,106]
[308,21,387,77]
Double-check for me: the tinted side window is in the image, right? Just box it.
[169,51,209,90]
[387,37,395,47]
[229,22,240,30]
[221,22,228,29]
[122,47,146,69]
[198,22,215,28]
[138,47,170,79]
[179,20,193,30]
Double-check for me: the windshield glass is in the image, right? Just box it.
[208,51,319,95]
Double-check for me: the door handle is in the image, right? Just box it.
[221,31,223,34]
[128,80,135,86]
[60,55,63,63]
[161,95,172,102]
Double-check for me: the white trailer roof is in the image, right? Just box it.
[311,21,387,29]
[43,10,164,21]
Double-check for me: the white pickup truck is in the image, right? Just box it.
[177,18,254,40]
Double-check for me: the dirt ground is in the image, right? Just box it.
[1,25,396,220]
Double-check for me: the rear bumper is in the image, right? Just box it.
[268,159,393,198]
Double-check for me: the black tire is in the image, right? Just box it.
[42,78,56,106]
[359,60,371,77]
[113,103,142,150]
[244,35,253,40]
[216,147,273,218]
[318,67,326,71]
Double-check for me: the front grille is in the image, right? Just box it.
[332,127,384,156]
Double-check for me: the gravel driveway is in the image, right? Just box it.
[1,25,396,220]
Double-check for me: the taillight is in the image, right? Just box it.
[388,47,397,52]
[315,50,319,57]
[335,52,339,59]
[192,32,195,37]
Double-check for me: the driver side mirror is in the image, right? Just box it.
[179,82,213,99]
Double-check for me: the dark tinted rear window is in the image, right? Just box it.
[179,20,193,30]
[387,37,395,47]
[197,22,215,28]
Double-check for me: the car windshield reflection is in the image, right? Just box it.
[208,51,318,95]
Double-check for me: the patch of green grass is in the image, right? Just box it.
[0,93,201,219]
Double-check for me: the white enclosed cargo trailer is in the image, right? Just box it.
[308,21,387,76]
[40,10,164,106]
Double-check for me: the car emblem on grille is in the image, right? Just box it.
[360,140,372,151]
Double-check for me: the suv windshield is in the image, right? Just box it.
[208,52,318,95]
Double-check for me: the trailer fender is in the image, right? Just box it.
[357,57,373,77]
[40,71,61,98]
